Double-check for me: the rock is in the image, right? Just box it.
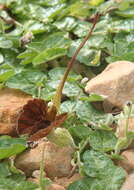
[47,184,65,190]
[0,88,31,135]
[120,173,134,190]
[30,171,81,189]
[85,61,134,112]
[54,173,82,189]
[32,170,40,179]
[28,178,65,190]
[15,141,74,178]
[118,149,134,173]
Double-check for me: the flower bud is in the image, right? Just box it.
[47,128,75,148]
[81,77,89,84]
[48,101,53,107]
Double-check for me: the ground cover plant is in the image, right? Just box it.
[0,0,134,189]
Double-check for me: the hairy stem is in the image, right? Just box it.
[52,13,100,111]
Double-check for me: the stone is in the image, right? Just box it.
[0,88,31,135]
[28,178,65,190]
[120,173,134,190]
[85,61,134,112]
[30,171,81,189]
[47,184,65,190]
[54,173,82,189]
[15,141,74,178]
[118,149,134,173]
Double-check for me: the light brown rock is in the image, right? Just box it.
[118,149,134,173]
[47,184,65,190]
[15,141,74,178]
[0,88,31,135]
[30,171,81,189]
[120,173,134,190]
[54,173,82,189]
[28,178,65,190]
[85,61,134,112]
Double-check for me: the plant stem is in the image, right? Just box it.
[52,13,101,111]
[39,142,46,190]
[125,104,132,138]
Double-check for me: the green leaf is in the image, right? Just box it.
[73,20,92,37]
[0,162,38,189]
[40,0,66,6]
[116,8,134,18]
[115,137,132,152]
[47,128,75,147]
[61,100,112,126]
[0,176,37,190]
[89,0,104,6]
[33,47,67,65]
[89,130,117,152]
[69,2,90,18]
[69,125,92,140]
[20,32,71,65]
[1,49,19,65]
[110,19,134,33]
[0,162,11,178]
[40,86,55,101]
[0,136,27,159]
[83,150,114,178]
[54,16,77,31]
[18,50,38,65]
[0,36,13,49]
[6,70,47,96]
[47,80,81,97]
[106,32,134,63]
[90,167,125,190]
[27,32,71,52]
[67,168,125,190]
[22,3,66,23]
[47,67,82,98]
[48,67,80,81]
[0,64,15,82]
[68,36,104,66]
[24,20,51,34]
[60,100,76,113]
[67,177,93,190]
[97,0,118,15]
[75,101,108,123]
[80,93,106,102]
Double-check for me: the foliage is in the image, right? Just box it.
[0,136,27,159]
[0,0,133,189]
[0,162,37,190]
[67,150,125,190]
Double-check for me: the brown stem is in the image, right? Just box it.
[52,13,101,110]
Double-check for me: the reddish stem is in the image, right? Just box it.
[52,13,101,110]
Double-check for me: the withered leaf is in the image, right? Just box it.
[17,98,67,141]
